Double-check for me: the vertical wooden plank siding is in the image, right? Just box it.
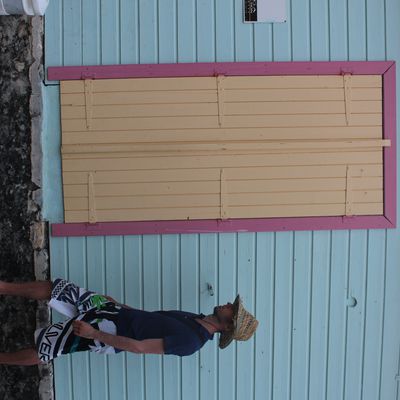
[180,234,200,400]
[82,0,100,66]
[218,233,237,400]
[381,1,400,400]
[43,1,400,400]
[86,236,109,400]
[272,232,293,400]
[161,235,181,400]
[291,231,312,400]
[120,0,139,64]
[100,0,120,65]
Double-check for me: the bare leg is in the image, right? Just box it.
[0,281,52,300]
[0,348,41,366]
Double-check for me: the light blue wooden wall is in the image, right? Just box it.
[42,0,400,399]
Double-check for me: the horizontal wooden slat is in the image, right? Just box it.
[227,177,382,192]
[61,77,218,94]
[65,194,222,209]
[224,101,382,115]
[61,100,382,120]
[223,75,382,89]
[61,88,382,107]
[62,165,383,184]
[62,148,385,160]
[233,190,382,205]
[62,151,382,171]
[225,88,382,102]
[62,103,218,119]
[64,181,220,197]
[63,177,382,198]
[62,116,219,131]
[61,113,382,132]
[61,90,218,106]
[61,140,390,155]
[64,202,383,223]
[65,207,220,222]
[64,190,382,211]
[61,126,383,145]
[346,202,383,215]
[60,75,381,95]
[227,203,383,218]
[221,114,382,128]
[63,169,221,184]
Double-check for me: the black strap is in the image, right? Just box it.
[155,311,205,343]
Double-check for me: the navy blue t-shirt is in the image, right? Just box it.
[116,308,213,356]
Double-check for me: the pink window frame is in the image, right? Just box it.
[48,61,397,237]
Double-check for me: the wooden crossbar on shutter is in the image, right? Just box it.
[60,74,387,223]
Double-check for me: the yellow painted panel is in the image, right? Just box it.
[62,147,385,160]
[63,151,382,171]
[225,165,383,180]
[65,207,221,222]
[61,75,381,95]
[228,177,382,193]
[62,165,382,185]
[61,113,382,132]
[63,176,382,199]
[61,80,84,94]
[63,169,222,184]
[64,181,221,198]
[91,77,218,92]
[60,73,385,223]
[62,103,219,119]
[65,178,375,198]
[64,202,383,223]
[223,75,381,89]
[221,114,382,128]
[350,203,384,215]
[61,116,220,132]
[62,140,389,155]
[61,91,218,106]
[227,203,383,218]
[65,194,221,210]
[224,101,381,115]
[225,88,382,102]
[61,77,218,94]
[61,126,383,145]
[64,190,382,212]
[62,101,381,120]
[229,190,381,206]
[62,151,382,172]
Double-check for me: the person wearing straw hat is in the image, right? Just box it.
[217,294,259,350]
[0,278,258,365]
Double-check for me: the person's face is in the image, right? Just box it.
[213,303,234,331]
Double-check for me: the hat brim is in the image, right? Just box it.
[218,295,241,349]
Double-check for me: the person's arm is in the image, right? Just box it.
[72,320,164,354]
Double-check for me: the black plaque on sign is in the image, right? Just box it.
[244,0,257,22]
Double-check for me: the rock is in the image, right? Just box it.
[30,222,47,250]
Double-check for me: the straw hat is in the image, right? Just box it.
[219,295,259,349]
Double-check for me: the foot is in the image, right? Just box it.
[0,280,52,300]
[0,281,7,295]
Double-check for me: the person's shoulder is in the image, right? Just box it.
[160,310,200,318]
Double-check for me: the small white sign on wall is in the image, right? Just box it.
[244,0,286,23]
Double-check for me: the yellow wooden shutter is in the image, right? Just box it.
[60,74,388,223]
